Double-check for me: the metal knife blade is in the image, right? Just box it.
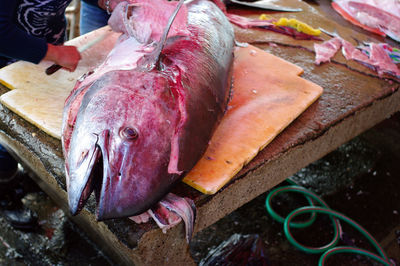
[229,0,302,12]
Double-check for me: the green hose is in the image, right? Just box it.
[265,181,393,265]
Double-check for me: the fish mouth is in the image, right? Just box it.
[67,131,105,216]
[67,129,112,219]
[68,129,145,220]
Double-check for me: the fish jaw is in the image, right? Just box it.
[66,133,102,215]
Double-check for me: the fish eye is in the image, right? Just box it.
[121,127,138,140]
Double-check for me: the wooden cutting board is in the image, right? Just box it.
[0,28,322,194]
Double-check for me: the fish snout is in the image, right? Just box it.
[67,130,110,216]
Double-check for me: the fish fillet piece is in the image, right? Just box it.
[314,37,400,77]
[332,0,400,41]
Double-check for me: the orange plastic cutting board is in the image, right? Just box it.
[183,45,323,194]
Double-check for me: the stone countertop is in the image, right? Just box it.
[0,0,399,264]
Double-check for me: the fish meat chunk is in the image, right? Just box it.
[314,37,343,65]
[314,37,400,77]
[332,0,400,41]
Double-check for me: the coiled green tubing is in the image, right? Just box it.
[265,179,394,265]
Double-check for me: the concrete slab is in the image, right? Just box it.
[0,0,399,264]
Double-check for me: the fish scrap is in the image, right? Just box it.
[332,0,400,42]
[314,37,400,78]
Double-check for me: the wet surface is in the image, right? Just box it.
[190,112,400,265]
[0,190,112,265]
[0,112,398,264]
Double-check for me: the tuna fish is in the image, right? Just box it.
[61,0,234,238]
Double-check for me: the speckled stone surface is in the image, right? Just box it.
[0,0,399,264]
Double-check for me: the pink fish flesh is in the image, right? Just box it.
[314,37,343,65]
[332,0,400,41]
[62,0,234,228]
[314,37,400,77]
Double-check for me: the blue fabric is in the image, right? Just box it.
[0,0,72,67]
[81,0,99,6]
[80,1,110,35]
[0,145,18,172]
[0,0,72,172]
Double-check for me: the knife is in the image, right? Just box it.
[227,0,302,12]
[45,31,110,75]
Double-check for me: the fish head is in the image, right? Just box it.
[65,70,180,220]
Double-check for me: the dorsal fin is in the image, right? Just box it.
[140,0,185,71]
